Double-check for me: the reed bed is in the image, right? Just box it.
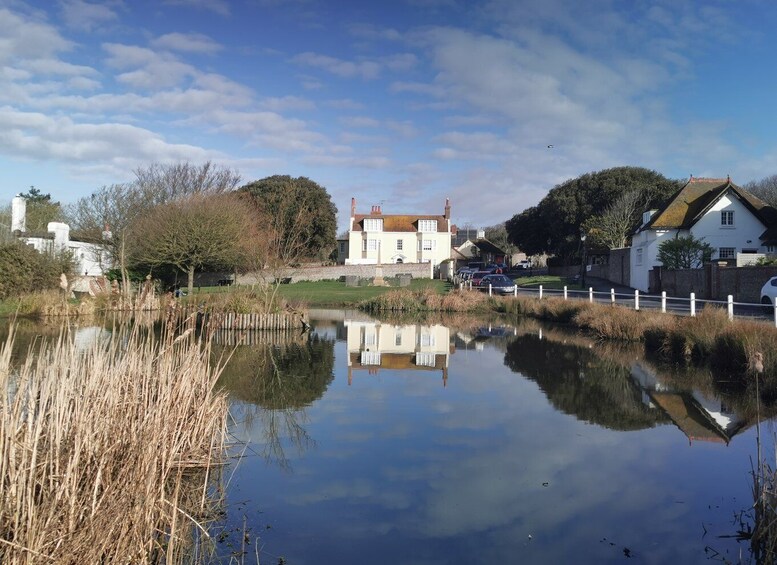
[0,319,229,564]
[360,288,491,313]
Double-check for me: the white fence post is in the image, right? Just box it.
[563,286,568,300]
[774,303,777,328]
[539,285,543,300]
[661,291,666,313]
[690,292,696,317]
[459,282,463,291]
[635,290,639,311]
[489,283,492,296]
[513,285,517,297]
[610,288,615,304]
[469,280,472,290]
[588,287,594,302]
[727,295,734,321]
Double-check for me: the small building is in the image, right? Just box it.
[630,176,777,292]
[11,195,111,277]
[342,198,452,269]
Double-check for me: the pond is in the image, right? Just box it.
[212,310,777,565]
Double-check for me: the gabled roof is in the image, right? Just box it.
[471,238,506,256]
[641,177,777,238]
[352,214,447,233]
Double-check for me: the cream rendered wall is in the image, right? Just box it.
[345,222,451,266]
[689,192,766,256]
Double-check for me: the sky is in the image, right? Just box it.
[2,0,777,232]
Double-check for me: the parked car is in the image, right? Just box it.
[514,260,532,270]
[470,270,493,287]
[760,276,777,305]
[478,274,517,294]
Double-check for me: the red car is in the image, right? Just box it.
[470,271,493,286]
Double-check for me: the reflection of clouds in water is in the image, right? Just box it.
[286,478,413,511]
[72,326,112,351]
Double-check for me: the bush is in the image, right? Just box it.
[0,242,74,299]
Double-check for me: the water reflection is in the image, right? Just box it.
[207,313,777,563]
[344,319,450,386]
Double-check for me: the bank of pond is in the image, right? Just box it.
[2,309,777,563]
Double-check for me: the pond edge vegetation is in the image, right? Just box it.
[361,287,777,377]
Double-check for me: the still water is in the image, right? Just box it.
[213,311,773,565]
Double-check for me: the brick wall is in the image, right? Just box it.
[607,248,630,286]
[652,264,777,302]
[236,262,433,284]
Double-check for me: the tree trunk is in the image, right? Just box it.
[187,266,195,295]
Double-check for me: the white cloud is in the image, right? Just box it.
[293,52,381,80]
[340,116,380,128]
[161,0,230,17]
[59,0,120,32]
[0,8,73,63]
[151,32,223,55]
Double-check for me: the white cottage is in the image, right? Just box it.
[630,177,777,292]
[11,195,111,277]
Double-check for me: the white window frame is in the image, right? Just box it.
[396,239,403,251]
[364,218,383,232]
[721,211,734,226]
[418,219,437,233]
[718,247,736,259]
[421,239,436,252]
[367,239,378,251]
[636,248,643,266]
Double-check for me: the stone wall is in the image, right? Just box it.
[236,262,434,284]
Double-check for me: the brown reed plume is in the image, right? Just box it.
[0,318,229,563]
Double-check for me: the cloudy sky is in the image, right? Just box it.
[2,0,777,230]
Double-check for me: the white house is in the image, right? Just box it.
[629,177,777,292]
[341,198,452,268]
[11,195,111,277]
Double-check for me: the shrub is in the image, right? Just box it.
[0,242,74,299]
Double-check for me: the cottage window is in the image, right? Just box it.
[636,248,643,266]
[419,239,435,252]
[718,247,736,259]
[395,331,402,346]
[367,239,378,251]
[768,245,776,254]
[339,242,346,254]
[396,239,403,251]
[721,211,734,226]
[420,333,435,347]
[364,218,383,232]
[418,219,437,233]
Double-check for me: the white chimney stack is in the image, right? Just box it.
[11,195,26,232]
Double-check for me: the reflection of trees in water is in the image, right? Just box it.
[216,334,335,470]
[504,334,669,431]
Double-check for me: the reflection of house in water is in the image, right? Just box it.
[345,320,451,386]
[631,362,749,445]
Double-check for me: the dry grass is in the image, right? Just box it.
[0,318,229,563]
[361,288,492,312]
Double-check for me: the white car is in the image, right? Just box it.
[760,276,777,305]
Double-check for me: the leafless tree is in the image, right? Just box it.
[66,161,242,290]
[745,174,777,207]
[584,190,642,249]
[129,193,260,294]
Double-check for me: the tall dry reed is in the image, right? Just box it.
[0,319,229,564]
[361,288,491,312]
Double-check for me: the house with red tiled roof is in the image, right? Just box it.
[630,176,777,292]
[340,198,453,269]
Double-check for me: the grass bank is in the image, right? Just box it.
[497,296,777,376]
[0,320,229,563]
[361,287,493,313]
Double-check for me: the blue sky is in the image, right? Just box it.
[2,0,777,232]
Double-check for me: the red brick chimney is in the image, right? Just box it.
[444,198,451,219]
[351,197,356,217]
[371,205,382,215]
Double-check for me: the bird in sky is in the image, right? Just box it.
[547,144,554,148]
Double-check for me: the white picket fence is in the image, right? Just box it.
[463,281,777,326]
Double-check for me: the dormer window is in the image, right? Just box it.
[721,211,734,226]
[364,218,383,232]
[418,219,437,232]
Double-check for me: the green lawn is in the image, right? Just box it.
[512,275,581,290]
[189,278,451,307]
